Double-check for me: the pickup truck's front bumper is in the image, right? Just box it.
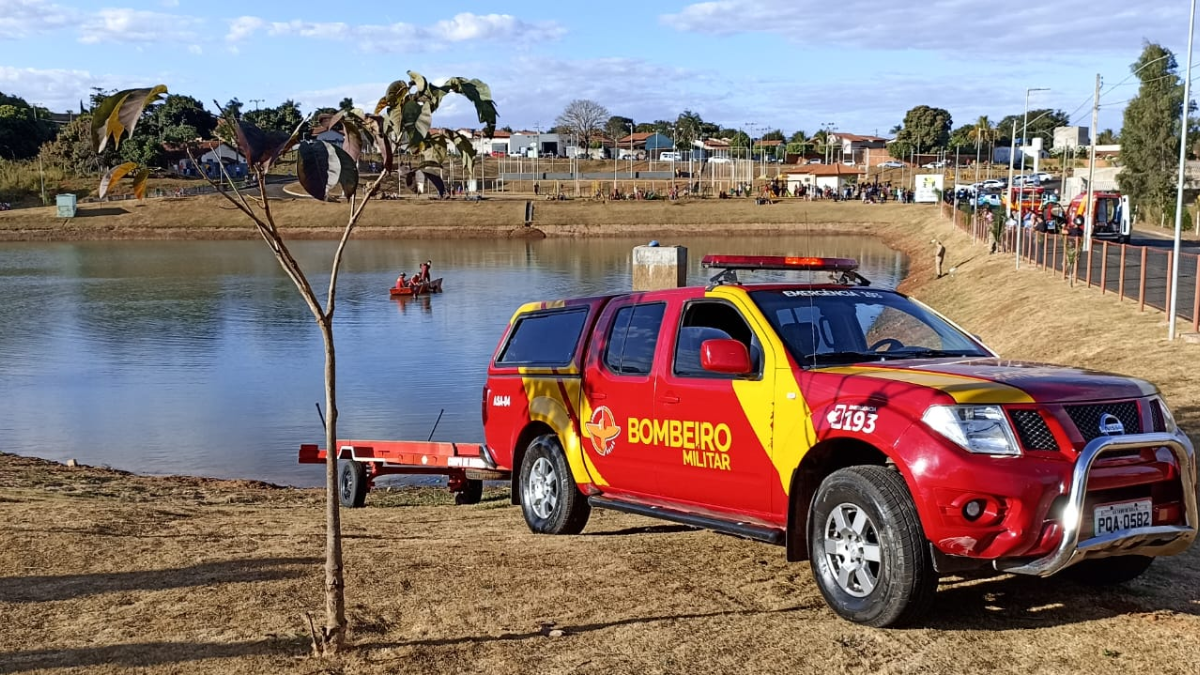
[994,432,1198,577]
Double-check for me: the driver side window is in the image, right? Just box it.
[857,306,942,350]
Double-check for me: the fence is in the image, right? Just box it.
[943,203,1200,335]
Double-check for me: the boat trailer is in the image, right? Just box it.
[298,440,510,508]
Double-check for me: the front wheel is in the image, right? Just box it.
[808,465,936,627]
[519,434,590,534]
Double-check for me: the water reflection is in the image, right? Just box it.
[0,235,905,486]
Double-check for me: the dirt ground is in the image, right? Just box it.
[2,207,1200,674]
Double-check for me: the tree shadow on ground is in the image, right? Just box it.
[923,566,1200,631]
[358,605,812,651]
[0,638,306,674]
[0,556,319,603]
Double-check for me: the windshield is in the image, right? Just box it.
[750,288,991,367]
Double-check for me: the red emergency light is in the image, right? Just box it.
[700,255,859,272]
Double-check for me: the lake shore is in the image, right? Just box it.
[3,204,1200,674]
[0,194,918,241]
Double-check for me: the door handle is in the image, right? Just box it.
[658,394,680,404]
[592,392,608,400]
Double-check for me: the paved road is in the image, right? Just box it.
[1021,231,1199,328]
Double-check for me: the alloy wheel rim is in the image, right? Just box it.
[823,503,883,598]
[525,456,558,519]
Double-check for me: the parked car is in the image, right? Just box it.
[982,179,1006,189]
[977,194,1002,207]
[921,160,948,169]
[708,156,732,164]
[659,151,683,162]
[1035,172,1054,182]
[879,161,905,169]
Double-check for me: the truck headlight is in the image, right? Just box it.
[922,405,1022,457]
[1153,396,1178,432]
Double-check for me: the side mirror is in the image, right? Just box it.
[1073,215,1085,226]
[700,339,753,375]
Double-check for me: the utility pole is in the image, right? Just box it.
[1084,73,1101,250]
[1169,0,1196,340]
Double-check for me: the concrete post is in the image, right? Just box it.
[632,245,687,291]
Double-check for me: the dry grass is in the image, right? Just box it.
[0,194,919,241]
[3,207,1200,674]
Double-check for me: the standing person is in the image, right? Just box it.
[533,182,540,196]
[932,239,947,278]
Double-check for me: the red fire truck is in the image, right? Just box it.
[302,255,1197,628]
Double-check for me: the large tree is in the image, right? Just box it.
[0,92,57,160]
[995,109,1070,146]
[554,99,608,148]
[91,73,496,654]
[244,99,304,134]
[605,115,634,142]
[891,105,952,157]
[1118,42,1185,220]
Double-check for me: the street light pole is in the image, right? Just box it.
[1169,0,1196,340]
[627,122,634,178]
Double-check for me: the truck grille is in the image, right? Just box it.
[1065,401,1141,442]
[1010,409,1058,450]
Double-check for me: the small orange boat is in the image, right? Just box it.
[389,277,443,297]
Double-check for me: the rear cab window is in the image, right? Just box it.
[604,303,666,376]
[495,306,590,371]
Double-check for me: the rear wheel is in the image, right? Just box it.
[519,434,590,534]
[808,465,936,627]
[1063,555,1153,586]
[338,459,368,508]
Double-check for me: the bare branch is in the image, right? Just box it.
[325,170,391,317]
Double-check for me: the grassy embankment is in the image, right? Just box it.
[2,204,1199,674]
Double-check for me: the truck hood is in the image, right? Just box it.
[816,358,1157,404]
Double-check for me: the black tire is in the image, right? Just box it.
[519,434,590,535]
[808,465,936,627]
[1063,555,1153,586]
[338,459,368,508]
[454,479,484,505]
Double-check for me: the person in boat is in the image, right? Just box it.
[395,272,409,289]
[411,260,431,285]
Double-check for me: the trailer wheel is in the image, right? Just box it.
[454,479,484,505]
[519,434,590,535]
[338,459,368,508]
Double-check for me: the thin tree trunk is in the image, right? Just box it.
[321,320,346,651]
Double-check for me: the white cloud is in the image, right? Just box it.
[268,20,354,41]
[0,66,104,110]
[233,12,564,52]
[79,8,202,44]
[188,44,202,55]
[661,0,1181,54]
[430,13,566,43]
[226,15,264,42]
[0,0,73,38]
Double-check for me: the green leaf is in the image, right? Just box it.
[98,161,139,198]
[399,100,431,148]
[408,70,428,95]
[375,79,411,115]
[91,85,168,153]
[296,139,358,201]
[132,168,150,200]
[233,120,292,168]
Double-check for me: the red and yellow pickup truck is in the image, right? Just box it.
[481,255,1197,627]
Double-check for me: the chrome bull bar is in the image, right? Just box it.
[996,431,1198,577]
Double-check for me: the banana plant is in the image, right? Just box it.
[90,86,167,199]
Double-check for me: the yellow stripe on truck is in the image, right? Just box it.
[817,366,1036,404]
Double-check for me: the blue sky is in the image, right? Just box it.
[0,0,1192,137]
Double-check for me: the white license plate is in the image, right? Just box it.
[1093,499,1153,536]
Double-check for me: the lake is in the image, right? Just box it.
[0,234,905,486]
